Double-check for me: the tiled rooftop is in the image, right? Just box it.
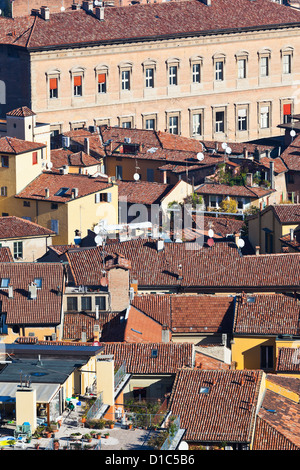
[117,180,173,205]
[168,368,263,443]
[280,134,300,172]
[6,106,36,117]
[50,149,100,169]
[15,172,111,202]
[0,262,64,325]
[0,136,45,154]
[0,216,55,239]
[233,293,300,336]
[0,247,13,262]
[193,215,244,238]
[1,0,300,49]
[196,182,274,198]
[271,204,300,223]
[253,415,300,450]
[276,347,300,373]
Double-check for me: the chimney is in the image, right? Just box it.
[234,232,240,246]
[269,161,275,189]
[200,0,211,5]
[45,188,49,198]
[84,137,90,155]
[161,325,169,343]
[40,6,50,20]
[95,304,99,320]
[72,1,80,9]
[8,285,13,299]
[243,146,248,159]
[163,170,167,184]
[71,188,79,198]
[81,330,87,342]
[82,0,93,11]
[93,324,100,341]
[28,282,37,300]
[157,239,164,252]
[255,246,260,256]
[290,228,295,241]
[95,6,105,20]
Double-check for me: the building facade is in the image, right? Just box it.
[1,0,300,141]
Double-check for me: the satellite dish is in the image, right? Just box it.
[197,152,204,161]
[290,129,296,137]
[60,6,65,10]
[237,238,245,248]
[94,225,100,235]
[221,142,227,150]
[133,173,140,181]
[46,162,53,170]
[178,441,189,451]
[208,229,214,238]
[225,147,232,154]
[95,235,103,245]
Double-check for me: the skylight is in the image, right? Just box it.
[55,187,70,196]
[34,278,43,289]
[199,386,210,394]
[1,278,10,288]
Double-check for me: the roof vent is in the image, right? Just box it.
[40,6,50,20]
[82,0,93,11]
[95,6,105,20]
[28,282,37,299]
[8,285,13,298]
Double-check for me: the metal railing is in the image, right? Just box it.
[114,361,126,390]
[160,416,181,451]
[86,392,103,421]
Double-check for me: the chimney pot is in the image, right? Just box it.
[95,6,105,20]
[255,246,260,256]
[40,6,50,20]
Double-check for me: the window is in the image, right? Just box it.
[98,73,107,93]
[1,278,10,288]
[265,231,274,254]
[121,70,130,91]
[13,241,23,259]
[55,187,69,196]
[116,165,123,180]
[51,203,58,210]
[32,152,38,165]
[1,186,7,197]
[169,65,178,86]
[260,56,269,77]
[1,156,8,168]
[237,108,247,131]
[73,75,82,96]
[23,200,30,207]
[67,296,78,311]
[81,296,92,311]
[49,77,58,99]
[238,59,246,79]
[260,105,270,129]
[260,345,273,369]
[145,118,155,130]
[209,195,220,208]
[215,61,224,81]
[145,68,154,88]
[215,111,225,133]
[147,168,154,182]
[192,113,202,136]
[96,296,106,310]
[169,115,179,134]
[51,219,59,234]
[122,121,131,129]
[283,54,292,74]
[192,63,201,83]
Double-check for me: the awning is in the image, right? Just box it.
[0,383,60,404]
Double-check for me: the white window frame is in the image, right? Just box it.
[169,65,178,86]
[237,108,248,132]
[168,115,179,134]
[260,105,270,129]
[145,67,154,88]
[215,110,225,133]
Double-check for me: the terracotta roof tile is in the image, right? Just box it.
[196,182,274,198]
[123,305,167,343]
[2,0,300,49]
[6,106,36,117]
[280,134,300,172]
[0,216,55,238]
[276,347,300,373]
[0,262,64,325]
[233,294,300,336]
[168,368,263,443]
[271,204,300,223]
[266,374,300,400]
[15,171,111,202]
[50,148,100,169]
[193,215,244,238]
[0,136,45,154]
[117,180,173,205]
[62,311,120,341]
[0,247,13,262]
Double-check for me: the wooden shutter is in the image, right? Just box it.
[98,73,106,84]
[74,76,82,87]
[49,78,58,90]
[283,103,292,115]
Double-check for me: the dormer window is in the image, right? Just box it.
[55,187,69,197]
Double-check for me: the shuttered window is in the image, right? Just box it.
[74,76,82,96]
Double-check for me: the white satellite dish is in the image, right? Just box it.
[46,161,53,170]
[208,229,214,238]
[178,441,189,451]
[221,142,227,150]
[290,129,296,137]
[94,225,100,235]
[225,146,232,154]
[133,173,140,181]
[95,235,103,245]
[237,238,245,248]
[60,6,65,10]
[197,152,204,161]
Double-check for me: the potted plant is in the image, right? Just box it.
[104,432,109,439]
[84,433,92,443]
[107,420,115,429]
[35,442,40,450]
[70,432,82,441]
[53,439,60,450]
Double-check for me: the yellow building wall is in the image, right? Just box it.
[266,376,300,403]
[106,156,164,183]
[0,325,58,344]
[231,336,276,370]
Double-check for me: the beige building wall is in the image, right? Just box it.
[0,236,53,261]
[29,25,300,141]
[15,387,37,431]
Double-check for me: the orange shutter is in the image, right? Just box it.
[283,103,292,115]
[98,73,106,84]
[49,78,57,90]
[74,76,82,87]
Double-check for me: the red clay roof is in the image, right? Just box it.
[168,368,263,443]
[253,415,300,450]
[0,247,13,262]
[233,293,300,336]
[62,311,120,341]
[196,182,274,198]
[117,180,173,205]
[6,106,36,117]
[50,148,100,169]
[266,374,300,399]
[15,172,111,202]
[0,136,45,154]
[1,0,300,49]
[193,215,244,238]
[271,204,300,223]
[100,341,194,374]
[124,305,167,343]
[276,347,300,373]
[0,216,55,238]
[280,134,300,172]
[0,262,64,325]
[254,389,300,449]
[132,293,235,333]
